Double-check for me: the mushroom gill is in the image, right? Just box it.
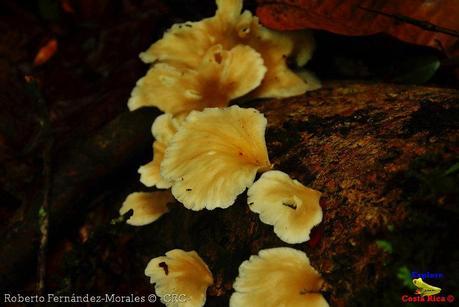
[119,191,173,226]
[247,170,323,244]
[230,247,328,307]
[128,45,266,115]
[137,0,317,100]
[161,106,271,210]
[138,114,182,189]
[145,249,213,307]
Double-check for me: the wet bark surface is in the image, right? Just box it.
[251,82,459,306]
[2,82,457,306]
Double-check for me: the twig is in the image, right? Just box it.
[25,79,53,296]
[359,6,459,38]
[37,139,52,296]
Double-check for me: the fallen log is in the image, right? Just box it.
[125,82,458,306]
[2,82,458,306]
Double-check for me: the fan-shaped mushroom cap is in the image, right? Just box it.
[161,106,271,210]
[119,191,173,226]
[139,0,249,67]
[138,114,182,188]
[138,0,315,100]
[138,141,172,188]
[230,247,328,307]
[129,45,266,115]
[288,30,316,67]
[152,113,181,144]
[145,249,213,307]
[247,170,322,244]
[246,25,307,98]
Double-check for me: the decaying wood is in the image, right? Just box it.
[132,82,458,306]
[2,82,458,306]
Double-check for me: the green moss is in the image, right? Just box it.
[397,266,416,290]
[376,240,393,254]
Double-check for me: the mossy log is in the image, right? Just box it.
[1,82,458,306]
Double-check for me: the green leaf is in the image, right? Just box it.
[376,240,393,253]
[397,266,417,290]
[445,162,459,176]
[392,55,440,84]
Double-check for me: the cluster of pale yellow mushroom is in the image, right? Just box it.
[119,0,328,306]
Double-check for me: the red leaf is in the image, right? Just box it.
[256,0,459,57]
[60,0,75,13]
[33,39,58,66]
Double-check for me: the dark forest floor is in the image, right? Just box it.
[0,1,458,306]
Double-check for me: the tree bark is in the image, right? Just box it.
[1,82,458,306]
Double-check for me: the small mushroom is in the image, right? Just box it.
[138,0,246,67]
[119,191,173,226]
[138,114,182,188]
[139,20,209,67]
[138,142,171,188]
[138,0,317,100]
[244,26,308,98]
[128,45,266,115]
[296,69,322,92]
[230,247,328,307]
[247,170,322,244]
[288,30,316,67]
[151,113,181,144]
[145,249,214,307]
[161,106,271,210]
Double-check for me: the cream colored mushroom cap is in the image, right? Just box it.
[138,0,248,67]
[128,45,266,115]
[137,0,315,100]
[119,191,173,226]
[230,247,328,307]
[247,170,323,244]
[138,114,182,189]
[138,141,172,189]
[288,30,316,67]
[151,113,181,144]
[145,249,213,307]
[161,106,271,210]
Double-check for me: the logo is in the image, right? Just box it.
[413,278,441,296]
[400,270,455,304]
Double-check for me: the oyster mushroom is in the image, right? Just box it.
[289,30,316,67]
[161,106,271,210]
[138,0,316,99]
[138,141,170,188]
[230,247,328,307]
[119,191,173,226]
[247,170,322,244]
[145,249,213,307]
[128,45,266,115]
[138,114,182,189]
